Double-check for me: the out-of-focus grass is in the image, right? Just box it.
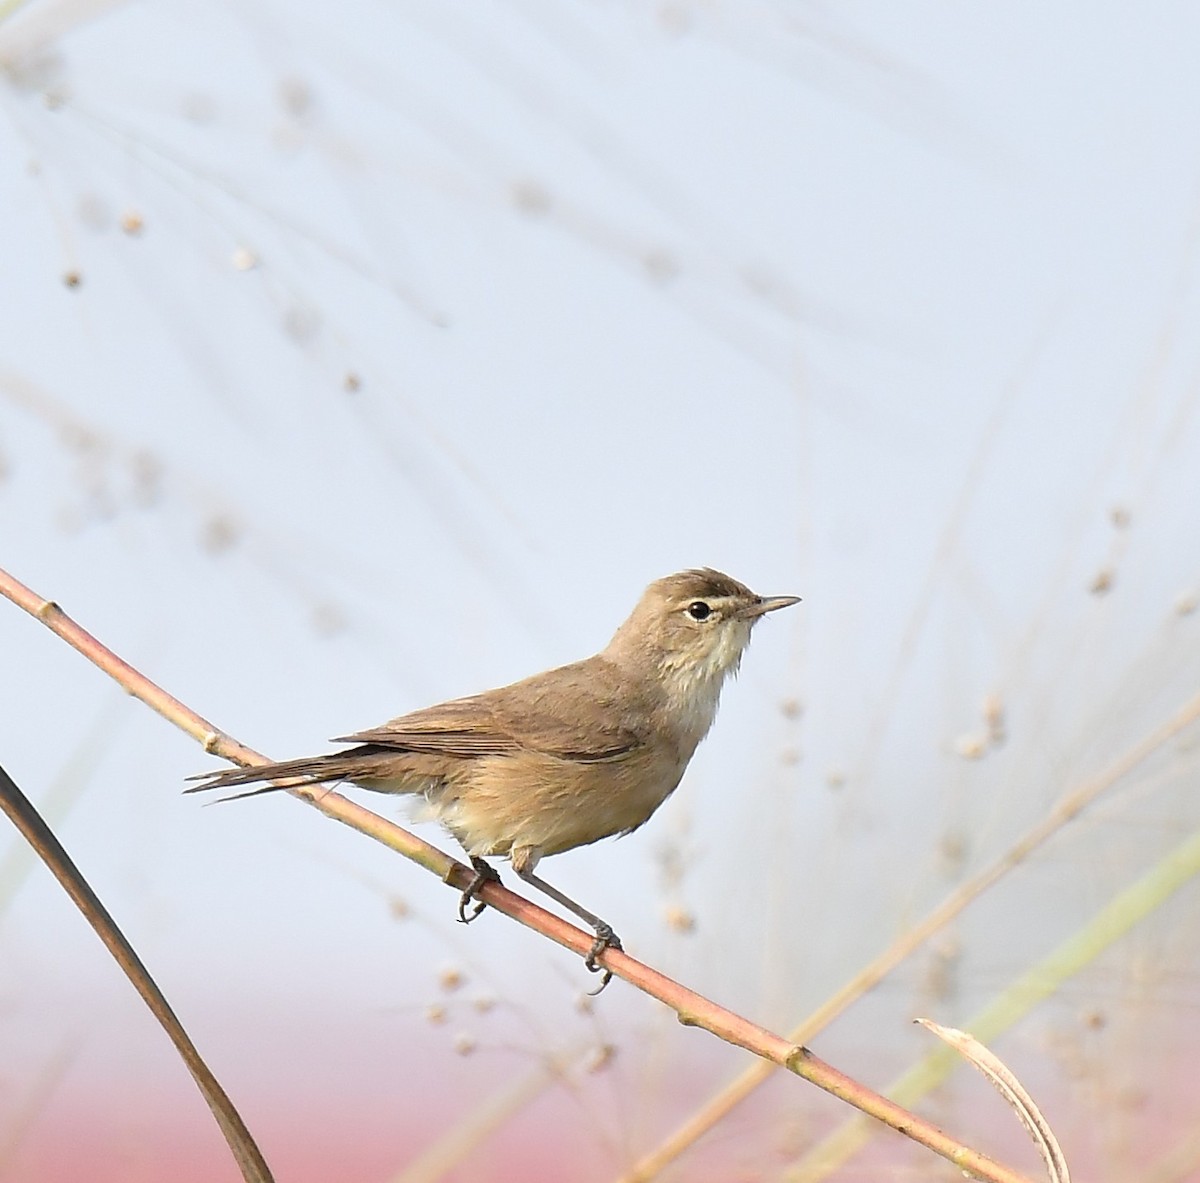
[788,820,1200,1181]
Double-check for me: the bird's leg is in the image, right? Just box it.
[513,862,622,994]
[458,856,501,924]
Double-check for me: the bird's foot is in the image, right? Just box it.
[584,923,623,995]
[458,858,501,924]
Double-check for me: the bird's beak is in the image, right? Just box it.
[741,594,801,619]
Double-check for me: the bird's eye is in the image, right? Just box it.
[686,600,712,621]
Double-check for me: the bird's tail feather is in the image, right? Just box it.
[186,749,391,801]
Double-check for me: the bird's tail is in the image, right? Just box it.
[186,748,393,801]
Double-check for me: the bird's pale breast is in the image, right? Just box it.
[429,741,689,861]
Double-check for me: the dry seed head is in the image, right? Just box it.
[584,1043,617,1074]
[663,904,696,934]
[954,734,986,760]
[437,965,466,993]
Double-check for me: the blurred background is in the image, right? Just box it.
[2,2,1200,1181]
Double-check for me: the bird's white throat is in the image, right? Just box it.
[657,622,751,746]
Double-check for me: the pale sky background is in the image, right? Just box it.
[2,3,1200,1181]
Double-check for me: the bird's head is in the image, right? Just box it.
[605,568,799,730]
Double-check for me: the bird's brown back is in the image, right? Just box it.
[338,655,663,763]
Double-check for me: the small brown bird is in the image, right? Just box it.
[190,568,798,987]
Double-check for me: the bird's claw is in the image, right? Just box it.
[457,859,500,925]
[584,924,622,995]
[457,893,486,924]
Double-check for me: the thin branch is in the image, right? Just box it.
[916,1021,1069,1183]
[0,762,274,1183]
[619,684,1200,1180]
[0,565,1039,1183]
[788,820,1200,1180]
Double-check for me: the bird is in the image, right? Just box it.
[189,568,799,989]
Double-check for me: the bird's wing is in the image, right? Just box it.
[336,696,521,758]
[335,659,649,763]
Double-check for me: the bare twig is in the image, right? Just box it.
[791,818,1200,1180]
[0,566,1039,1183]
[0,762,274,1183]
[620,686,1200,1181]
[917,1021,1069,1183]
